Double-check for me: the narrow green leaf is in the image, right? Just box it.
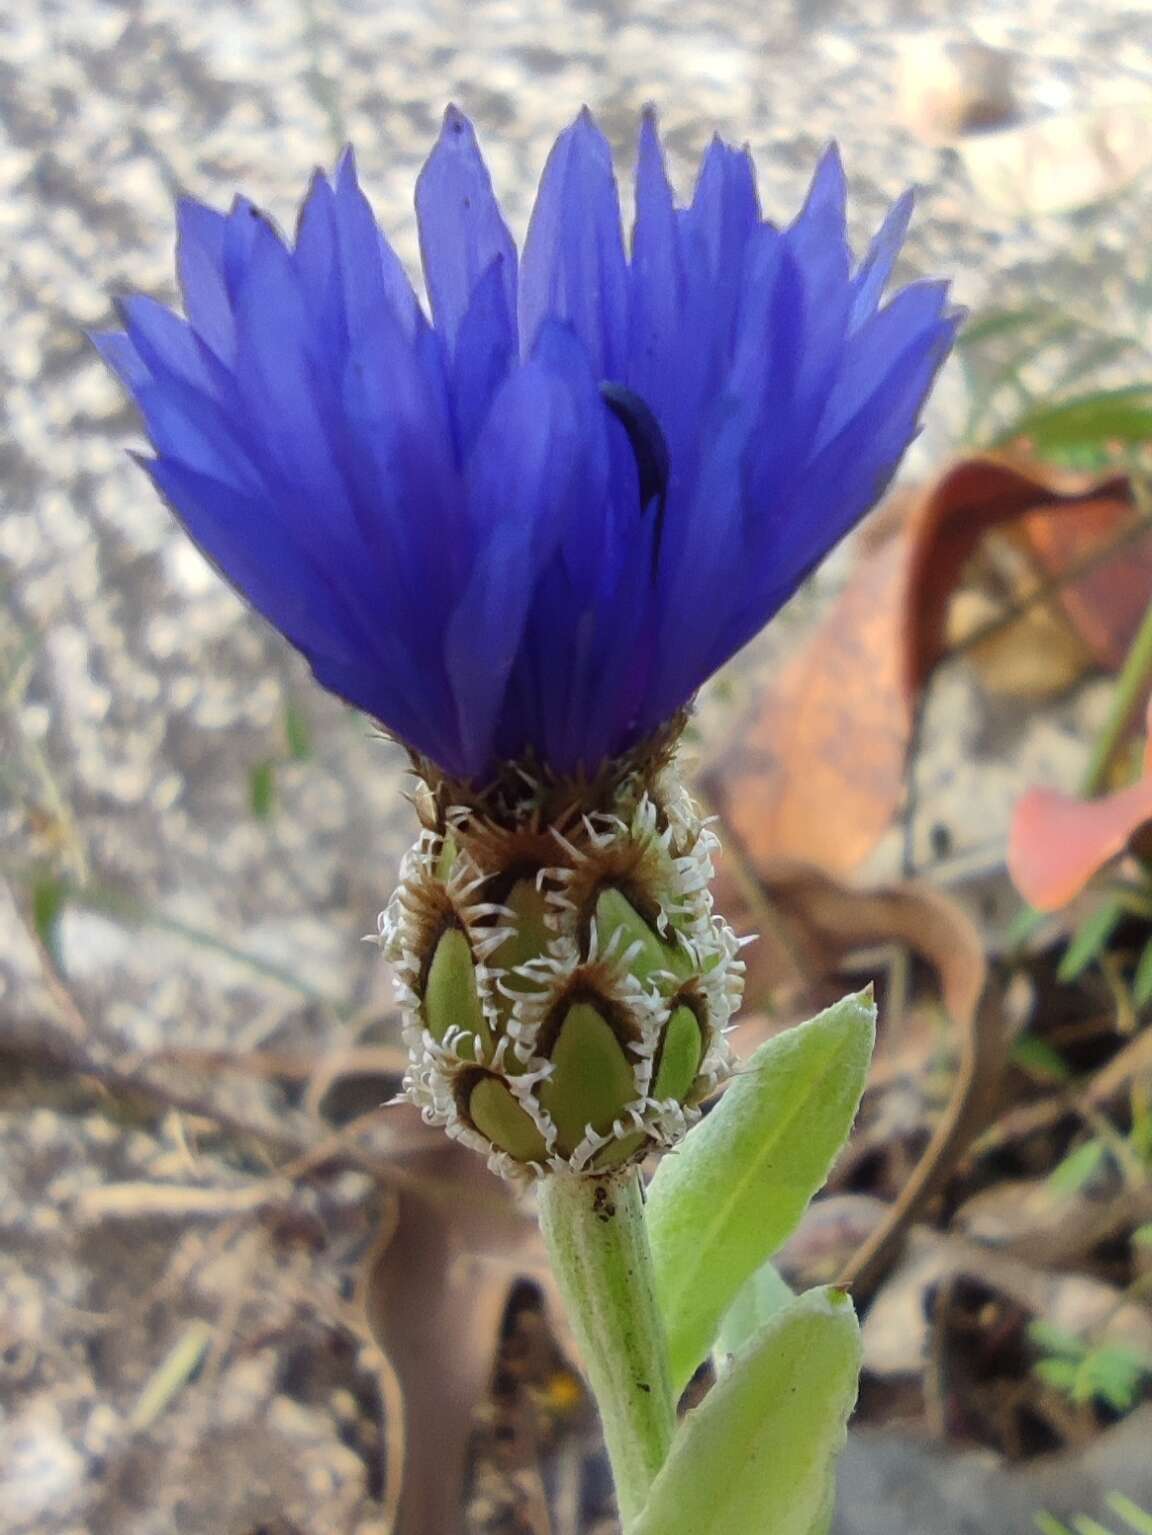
[1079,1517,1128,1535]
[1108,1493,1152,1535]
[994,386,1152,454]
[1044,1510,1081,1535]
[954,303,1057,349]
[248,759,276,820]
[1035,1515,1075,1535]
[1133,937,1152,1007]
[1048,1138,1108,1194]
[283,699,312,760]
[714,1261,795,1367]
[1057,897,1125,983]
[32,874,69,960]
[630,1288,861,1535]
[1006,901,1047,952]
[1010,1034,1071,1083]
[647,991,875,1393]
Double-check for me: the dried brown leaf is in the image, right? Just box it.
[703,529,911,877]
[357,1108,572,1535]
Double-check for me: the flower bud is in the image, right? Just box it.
[381,747,742,1178]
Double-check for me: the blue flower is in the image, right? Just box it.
[98,107,958,782]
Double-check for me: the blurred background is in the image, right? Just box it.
[5,0,1152,1531]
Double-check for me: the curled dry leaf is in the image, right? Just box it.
[356,1104,575,1535]
[705,457,1139,878]
[902,456,1136,703]
[702,524,911,877]
[1008,701,1152,911]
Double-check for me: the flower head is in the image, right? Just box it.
[99,106,957,783]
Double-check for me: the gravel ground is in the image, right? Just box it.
[3,1,1152,1531]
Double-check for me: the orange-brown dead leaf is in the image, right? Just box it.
[705,457,1139,880]
[703,528,911,877]
[902,456,1135,701]
[724,857,988,1028]
[1015,492,1152,670]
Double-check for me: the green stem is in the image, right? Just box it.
[1080,592,1152,797]
[537,1168,676,1528]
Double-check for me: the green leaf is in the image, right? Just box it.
[647,991,875,1394]
[1083,1346,1147,1411]
[714,1261,795,1367]
[1057,897,1125,983]
[248,759,276,820]
[630,1287,860,1535]
[955,303,1057,350]
[994,386,1152,455]
[1029,1319,1085,1359]
[1133,937,1152,1007]
[1077,1518,1125,1535]
[1132,1223,1152,1248]
[1107,1493,1152,1535]
[1048,1138,1108,1194]
[283,699,312,760]
[1007,902,1047,952]
[31,874,69,958]
[1035,1514,1075,1535]
[1035,1357,1081,1394]
[1010,1034,1072,1084]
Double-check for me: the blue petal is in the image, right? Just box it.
[416,106,518,352]
[146,456,363,663]
[134,377,259,487]
[445,360,575,773]
[92,330,151,391]
[293,170,346,344]
[817,279,951,450]
[100,122,958,782]
[231,220,340,493]
[221,196,265,306]
[682,135,760,279]
[850,190,914,329]
[648,394,757,720]
[451,255,517,458]
[118,294,224,397]
[520,109,629,378]
[626,112,687,466]
[176,197,235,359]
[333,147,422,340]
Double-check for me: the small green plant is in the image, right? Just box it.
[1030,1319,1152,1414]
[1036,1491,1152,1535]
[956,300,1152,462]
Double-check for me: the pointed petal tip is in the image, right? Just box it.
[175,191,215,225]
[441,102,474,134]
[800,141,846,205]
[334,144,360,189]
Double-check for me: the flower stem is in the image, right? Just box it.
[536,1168,676,1528]
[1080,588,1152,797]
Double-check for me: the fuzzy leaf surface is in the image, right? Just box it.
[647,990,875,1392]
[630,1287,861,1535]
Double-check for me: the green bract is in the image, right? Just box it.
[381,754,742,1177]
